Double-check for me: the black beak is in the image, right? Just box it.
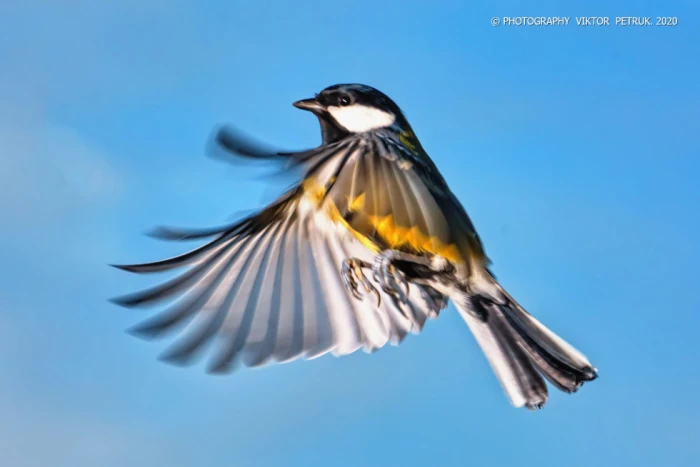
[293,97,325,114]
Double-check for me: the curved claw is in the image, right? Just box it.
[369,286,381,307]
[398,273,409,298]
[341,260,363,300]
[341,259,381,306]
[356,263,381,307]
[372,254,409,304]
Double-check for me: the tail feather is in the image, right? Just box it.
[494,283,597,380]
[499,301,598,392]
[458,302,548,409]
[454,289,597,409]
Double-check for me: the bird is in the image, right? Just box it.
[112,83,598,410]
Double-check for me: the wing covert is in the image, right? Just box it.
[318,133,487,269]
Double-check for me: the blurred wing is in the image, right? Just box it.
[112,184,442,373]
[317,133,487,270]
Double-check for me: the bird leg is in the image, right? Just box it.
[342,251,455,309]
[372,249,458,304]
[341,258,381,306]
[371,250,413,304]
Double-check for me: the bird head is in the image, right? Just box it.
[293,84,411,143]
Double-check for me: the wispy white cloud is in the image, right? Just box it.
[0,79,126,288]
[0,35,122,226]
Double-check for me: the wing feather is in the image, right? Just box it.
[240,216,294,367]
[306,231,339,359]
[205,221,288,372]
[160,224,280,365]
[273,216,306,363]
[126,234,253,339]
[316,231,364,356]
[112,132,460,371]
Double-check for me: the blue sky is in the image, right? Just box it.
[1,1,699,466]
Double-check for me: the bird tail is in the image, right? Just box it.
[452,283,598,409]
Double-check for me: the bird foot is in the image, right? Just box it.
[371,251,410,304]
[342,251,453,309]
[341,258,381,305]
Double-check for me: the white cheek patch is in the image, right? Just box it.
[327,104,396,133]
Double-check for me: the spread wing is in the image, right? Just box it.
[112,152,444,372]
[310,131,488,272]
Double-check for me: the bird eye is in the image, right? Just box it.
[339,95,351,106]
